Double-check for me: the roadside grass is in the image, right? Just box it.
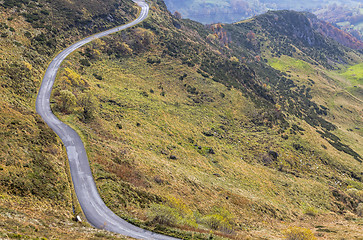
[0,1,139,239]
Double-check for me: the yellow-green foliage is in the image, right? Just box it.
[133,27,155,48]
[2,0,363,239]
[56,89,77,113]
[347,188,363,202]
[0,0,137,238]
[302,204,319,217]
[118,42,133,55]
[51,44,362,237]
[229,56,239,63]
[148,203,180,226]
[268,56,314,74]
[61,67,87,87]
[283,227,316,240]
[148,198,235,233]
[201,207,236,234]
[341,63,363,85]
[148,197,197,228]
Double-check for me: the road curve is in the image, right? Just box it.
[36,1,179,239]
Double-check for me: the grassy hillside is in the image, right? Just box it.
[49,2,362,239]
[226,10,363,162]
[0,0,138,239]
[1,0,363,239]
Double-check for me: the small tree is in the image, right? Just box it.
[79,91,97,122]
[115,42,133,56]
[58,90,76,113]
[174,11,182,19]
[133,28,155,51]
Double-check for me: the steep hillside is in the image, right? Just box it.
[0,0,138,239]
[1,0,363,239]
[49,2,362,240]
[225,10,363,162]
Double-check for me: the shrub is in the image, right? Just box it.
[283,227,316,240]
[202,214,234,233]
[147,56,161,64]
[57,90,76,113]
[148,198,198,228]
[303,205,319,217]
[80,58,91,67]
[148,203,179,226]
[79,91,97,122]
[201,207,235,234]
[357,203,363,217]
[61,67,87,87]
[116,42,133,56]
[230,56,239,63]
[347,188,363,202]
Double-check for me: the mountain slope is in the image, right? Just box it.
[49,2,362,239]
[1,0,362,239]
[0,0,138,239]
[224,10,362,163]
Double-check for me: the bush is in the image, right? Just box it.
[201,207,235,234]
[148,197,199,228]
[148,203,179,226]
[147,56,161,64]
[303,205,319,217]
[357,203,363,217]
[79,91,97,122]
[80,58,91,67]
[283,227,316,240]
[57,90,76,113]
[347,188,363,202]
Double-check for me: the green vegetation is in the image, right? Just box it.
[1,0,363,239]
[283,227,317,240]
[341,63,363,85]
[0,0,138,239]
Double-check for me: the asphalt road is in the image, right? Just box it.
[36,1,179,239]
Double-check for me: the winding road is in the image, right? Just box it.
[36,1,179,239]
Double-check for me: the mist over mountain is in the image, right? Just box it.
[164,0,362,24]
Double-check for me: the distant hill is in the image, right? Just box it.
[164,0,361,24]
[314,3,363,41]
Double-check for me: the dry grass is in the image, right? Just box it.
[50,42,363,238]
[1,0,362,239]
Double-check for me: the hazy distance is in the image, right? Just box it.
[164,0,362,24]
